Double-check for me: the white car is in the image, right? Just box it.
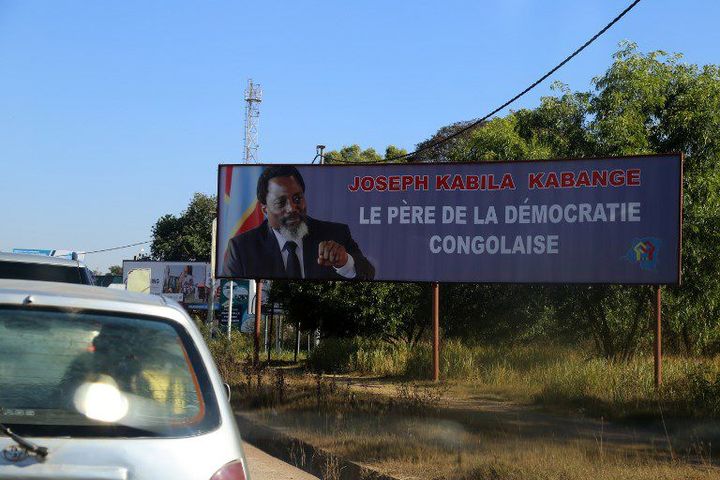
[0,280,249,480]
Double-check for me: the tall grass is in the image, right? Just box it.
[308,337,411,375]
[198,322,306,385]
[308,337,720,419]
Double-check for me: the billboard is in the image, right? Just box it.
[218,279,249,326]
[216,154,682,284]
[122,261,211,307]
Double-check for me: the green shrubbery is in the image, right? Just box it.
[308,337,411,375]
[197,318,720,420]
[307,337,720,419]
[203,330,252,386]
[310,338,578,381]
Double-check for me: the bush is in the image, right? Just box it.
[308,337,410,375]
[205,333,253,386]
[681,365,720,416]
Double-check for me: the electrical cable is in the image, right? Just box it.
[73,3,644,256]
[333,0,642,164]
[80,240,152,255]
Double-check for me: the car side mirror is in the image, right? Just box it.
[223,383,231,402]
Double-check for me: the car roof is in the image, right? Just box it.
[0,252,88,268]
[0,279,167,307]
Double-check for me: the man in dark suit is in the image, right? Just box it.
[222,165,375,280]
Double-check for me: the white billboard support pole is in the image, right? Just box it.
[247,280,256,314]
[227,281,233,341]
[264,312,269,352]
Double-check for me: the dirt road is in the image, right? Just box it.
[244,442,319,480]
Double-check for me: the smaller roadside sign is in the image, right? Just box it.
[219,279,249,326]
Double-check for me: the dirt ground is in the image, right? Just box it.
[237,372,720,480]
[329,374,717,456]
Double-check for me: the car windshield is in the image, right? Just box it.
[0,261,87,284]
[0,307,219,438]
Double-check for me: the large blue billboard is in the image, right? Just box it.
[217,154,682,284]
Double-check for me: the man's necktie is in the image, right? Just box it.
[285,241,302,278]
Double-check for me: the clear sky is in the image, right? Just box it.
[1,0,718,272]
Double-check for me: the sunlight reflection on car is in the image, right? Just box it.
[74,377,130,423]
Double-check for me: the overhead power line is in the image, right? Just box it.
[81,240,151,255]
[336,0,642,164]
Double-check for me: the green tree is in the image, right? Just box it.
[413,120,480,163]
[151,193,216,261]
[108,265,123,276]
[324,144,408,164]
[271,281,429,345]
[435,42,720,357]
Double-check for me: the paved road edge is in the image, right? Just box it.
[235,413,400,480]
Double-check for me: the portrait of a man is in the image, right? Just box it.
[222,165,375,280]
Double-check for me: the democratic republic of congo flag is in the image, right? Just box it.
[217,165,265,272]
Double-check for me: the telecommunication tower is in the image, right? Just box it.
[244,79,262,163]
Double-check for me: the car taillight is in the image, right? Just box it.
[210,460,247,480]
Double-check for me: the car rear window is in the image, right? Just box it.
[0,261,87,284]
[0,307,220,437]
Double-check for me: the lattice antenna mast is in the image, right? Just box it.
[244,79,262,163]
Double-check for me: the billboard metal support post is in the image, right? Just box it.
[295,321,301,362]
[254,280,263,367]
[207,278,215,328]
[208,218,217,328]
[432,282,440,382]
[655,286,662,387]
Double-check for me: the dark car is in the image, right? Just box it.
[0,253,94,285]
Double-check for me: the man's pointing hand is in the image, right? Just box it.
[318,241,348,268]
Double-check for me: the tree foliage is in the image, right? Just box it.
[151,192,216,262]
[428,42,720,357]
[271,278,429,346]
[324,144,408,164]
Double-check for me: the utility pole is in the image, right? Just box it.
[244,79,264,364]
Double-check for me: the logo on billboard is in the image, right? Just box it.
[625,237,661,271]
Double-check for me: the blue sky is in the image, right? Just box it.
[1,0,718,272]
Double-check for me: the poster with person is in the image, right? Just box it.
[216,155,681,284]
[122,261,211,306]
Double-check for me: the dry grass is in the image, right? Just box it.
[308,339,720,420]
[213,337,720,479]
[236,372,720,480]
